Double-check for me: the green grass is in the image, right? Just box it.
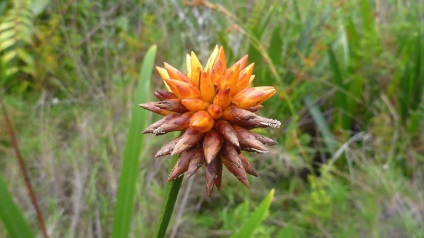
[1,0,423,237]
[112,45,156,238]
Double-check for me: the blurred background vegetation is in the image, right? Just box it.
[1,0,423,237]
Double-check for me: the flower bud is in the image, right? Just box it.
[213,88,231,110]
[215,120,240,148]
[235,63,255,94]
[232,86,276,109]
[233,126,268,153]
[252,132,277,146]
[154,99,188,113]
[168,148,195,181]
[153,112,192,135]
[163,78,201,99]
[190,51,203,88]
[239,154,259,177]
[207,104,222,119]
[203,130,223,163]
[164,62,191,84]
[222,155,249,188]
[189,111,215,133]
[139,102,172,116]
[172,128,205,155]
[155,136,181,158]
[153,90,178,101]
[181,98,210,112]
[199,71,215,102]
[186,147,205,178]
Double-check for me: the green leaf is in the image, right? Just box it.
[0,21,15,32]
[268,26,282,68]
[0,1,8,17]
[17,49,35,66]
[328,47,350,130]
[112,45,157,238]
[304,96,337,151]
[0,173,35,238]
[0,38,15,51]
[359,0,376,36]
[231,189,275,238]
[30,0,50,15]
[0,29,15,42]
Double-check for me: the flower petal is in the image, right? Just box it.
[156,67,172,91]
[234,63,255,94]
[207,104,222,119]
[204,45,219,72]
[205,157,220,197]
[186,54,191,79]
[234,126,268,153]
[168,148,195,181]
[222,142,250,188]
[211,46,226,85]
[190,51,203,88]
[239,153,259,177]
[152,112,192,135]
[163,78,201,99]
[223,107,281,129]
[203,130,223,163]
[233,55,248,70]
[153,90,178,101]
[181,98,210,112]
[172,128,205,155]
[155,136,182,158]
[139,102,172,116]
[186,147,205,178]
[215,120,240,149]
[199,71,216,102]
[220,63,240,92]
[154,99,188,113]
[164,62,191,84]
[142,113,177,134]
[232,86,276,109]
[213,88,231,110]
[156,66,170,79]
[251,132,277,146]
[189,111,215,133]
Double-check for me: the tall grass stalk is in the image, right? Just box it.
[155,157,183,238]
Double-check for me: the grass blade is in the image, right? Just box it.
[328,47,350,130]
[305,96,337,151]
[0,174,35,238]
[155,157,183,238]
[112,45,157,238]
[231,189,275,238]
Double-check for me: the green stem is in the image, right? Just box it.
[155,157,184,238]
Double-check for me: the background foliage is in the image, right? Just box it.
[1,0,423,237]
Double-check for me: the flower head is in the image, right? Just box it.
[140,46,281,196]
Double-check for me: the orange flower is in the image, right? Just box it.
[140,46,280,196]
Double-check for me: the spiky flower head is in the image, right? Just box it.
[140,46,281,196]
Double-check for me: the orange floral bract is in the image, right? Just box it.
[140,46,280,196]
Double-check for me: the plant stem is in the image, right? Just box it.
[1,99,49,238]
[155,157,184,238]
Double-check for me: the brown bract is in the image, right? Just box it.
[141,46,281,196]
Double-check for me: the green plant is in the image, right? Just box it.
[112,45,156,238]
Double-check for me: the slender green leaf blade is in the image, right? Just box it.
[305,96,337,151]
[0,174,35,238]
[112,45,157,238]
[231,189,275,238]
[328,47,350,130]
